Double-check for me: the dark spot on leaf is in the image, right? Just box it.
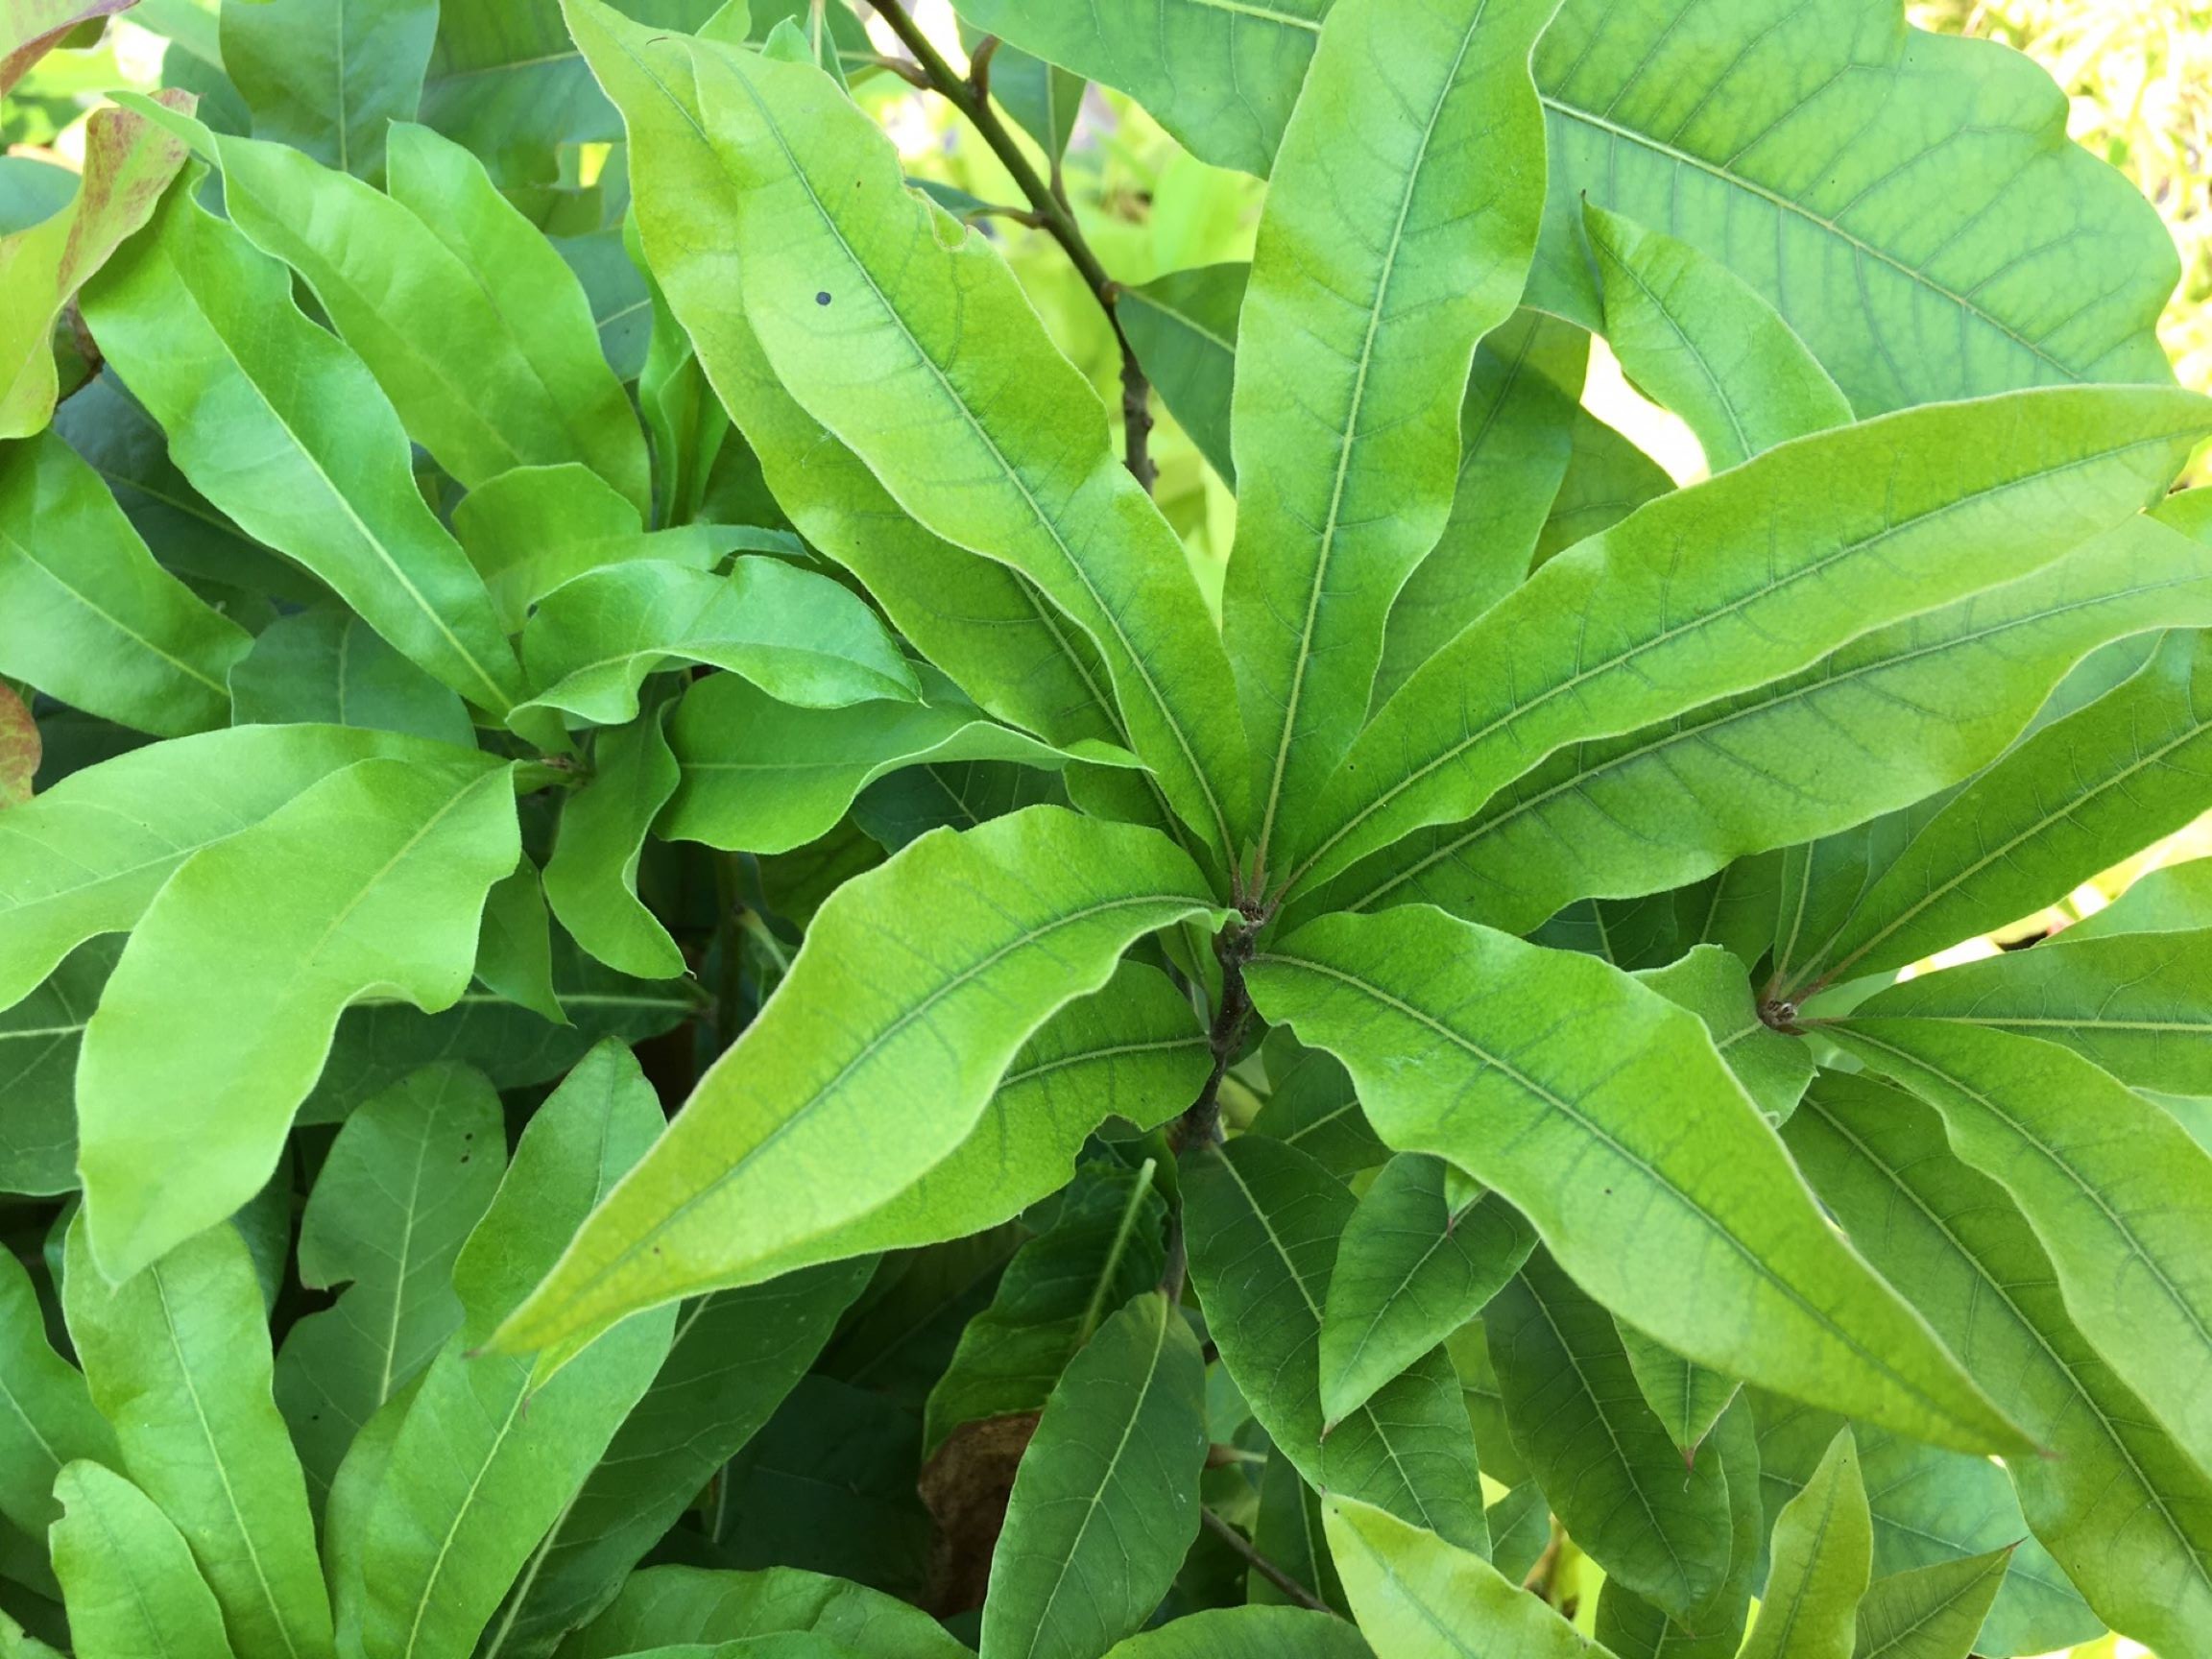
[816,290,832,306]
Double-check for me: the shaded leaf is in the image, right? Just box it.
[220,0,437,176]
[228,605,471,746]
[0,935,114,1194]
[560,1563,969,1659]
[1851,1551,2012,1659]
[1118,264,1243,487]
[0,1247,116,1537]
[1100,1605,1369,1658]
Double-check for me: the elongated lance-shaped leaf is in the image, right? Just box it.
[1244,907,2028,1455]
[343,1042,677,1659]
[1636,945,1813,1125]
[1322,1496,1607,1658]
[979,1291,1207,1659]
[0,1247,116,1537]
[1223,0,1552,881]
[1281,386,2211,900]
[1829,1019,2212,1494]
[561,1563,972,1659]
[1182,1135,1488,1553]
[230,607,473,747]
[1793,630,2212,993]
[1306,514,2212,936]
[1375,309,1589,705]
[1612,1319,1740,1467]
[494,808,1225,1360]
[75,754,518,1281]
[546,704,686,980]
[1583,203,1851,470]
[484,1260,875,1657]
[1117,264,1245,487]
[1741,1428,1870,1659]
[1849,1551,2011,1659]
[1317,1155,1534,1428]
[517,558,918,728]
[1485,1252,1731,1618]
[273,1064,508,1514]
[220,0,435,177]
[0,723,477,1014]
[1097,1606,1370,1659]
[0,429,249,736]
[0,93,191,440]
[80,180,528,716]
[682,36,1249,859]
[1785,1074,2212,1657]
[62,1218,334,1659]
[49,1460,234,1659]
[566,1,1128,772]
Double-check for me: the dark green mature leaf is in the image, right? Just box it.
[1851,1551,2011,1659]
[48,1461,232,1659]
[1100,1606,1369,1658]
[339,1042,677,1659]
[0,935,115,1193]
[1248,1044,1386,1177]
[74,753,518,1281]
[1282,387,2211,899]
[81,180,529,716]
[1225,0,1552,879]
[0,430,250,736]
[1117,265,1243,486]
[561,1563,970,1659]
[221,0,437,177]
[273,1064,508,1512]
[1245,907,2024,1454]
[1317,1156,1534,1428]
[62,1218,334,1659]
[228,606,473,746]
[0,1249,116,1538]
[497,808,1224,1358]
[1740,1428,1869,1659]
[1486,1253,1731,1618]
[854,761,1070,853]
[1183,1136,1487,1553]
[980,1291,1207,1659]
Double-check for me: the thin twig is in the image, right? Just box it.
[1201,1509,1335,1614]
[967,32,1001,101]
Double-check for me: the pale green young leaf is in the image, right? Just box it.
[272,1063,508,1512]
[228,606,473,747]
[0,1247,116,1537]
[1583,203,1851,470]
[1182,1136,1487,1553]
[220,0,436,177]
[661,671,1135,857]
[1741,1429,1870,1659]
[80,181,529,715]
[1099,1606,1369,1658]
[74,754,518,1280]
[1244,907,2027,1455]
[1322,1495,1606,1658]
[1283,387,2212,899]
[979,1291,1207,1659]
[1375,309,1589,705]
[62,1218,334,1659]
[495,808,1225,1358]
[342,1042,678,1659]
[1612,1319,1739,1467]
[517,558,918,728]
[546,705,686,980]
[49,1460,234,1659]
[0,936,115,1193]
[562,1564,969,1659]
[0,430,249,736]
[1117,264,1243,486]
[1485,1252,1730,1618]
[1635,946,1812,1122]
[1225,0,1552,878]
[1850,1551,2011,1659]
[1317,1155,1534,1429]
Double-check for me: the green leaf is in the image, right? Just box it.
[2067,855,2212,938]
[1117,264,1243,487]
[854,761,1070,853]
[0,936,114,1192]
[1243,906,2027,1455]
[471,858,568,1024]
[1532,0,2180,414]
[1182,1135,1487,1553]
[546,705,686,980]
[1583,203,1851,470]
[1741,1428,1870,1659]
[0,96,191,439]
[1850,1551,2012,1659]
[0,1247,116,1537]
[496,807,1224,1358]
[980,1291,1208,1659]
[1311,515,2212,936]
[228,605,473,746]
[49,1460,234,1659]
[1224,0,1552,878]
[959,22,1081,161]
[1317,1155,1534,1428]
[561,1563,969,1659]
[62,1217,335,1659]
[1614,1321,1738,1469]
[75,753,518,1280]
[1635,946,1812,1123]
[220,0,437,177]
[1374,309,1589,706]
[339,1042,679,1659]
[1282,387,2212,899]
[1248,1044,1386,1177]
[1531,410,1673,568]
[272,1063,508,1513]
[1100,1606,1369,1658]
[517,558,918,728]
[483,1259,874,1655]
[0,429,250,736]
[1321,1495,1605,1658]
[1485,1252,1730,1618]
[1791,631,2212,990]
[80,180,529,716]
[660,22,1250,855]
[662,670,1134,856]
